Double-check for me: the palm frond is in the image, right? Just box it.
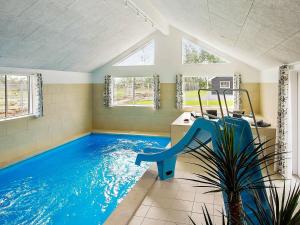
[246,181,300,225]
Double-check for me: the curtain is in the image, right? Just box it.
[34,73,43,117]
[104,75,112,107]
[233,73,242,111]
[276,65,289,176]
[153,74,160,109]
[176,74,183,109]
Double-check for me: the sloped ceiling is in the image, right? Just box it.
[0,0,154,72]
[0,0,299,72]
[150,0,300,70]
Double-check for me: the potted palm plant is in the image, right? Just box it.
[185,125,279,225]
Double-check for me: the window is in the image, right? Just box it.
[182,38,228,64]
[113,77,153,106]
[220,81,231,89]
[183,76,233,108]
[114,40,155,66]
[0,75,33,120]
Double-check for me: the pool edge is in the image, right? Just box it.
[104,163,158,225]
[93,129,170,138]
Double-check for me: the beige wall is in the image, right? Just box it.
[241,83,261,115]
[0,82,263,167]
[0,84,93,167]
[93,82,261,133]
[93,83,182,133]
[260,83,278,126]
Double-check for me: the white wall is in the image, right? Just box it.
[0,67,92,84]
[92,27,261,83]
[260,67,279,83]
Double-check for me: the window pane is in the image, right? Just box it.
[115,40,155,66]
[134,77,153,105]
[113,78,134,105]
[183,77,208,106]
[7,75,29,117]
[0,75,5,119]
[182,39,227,64]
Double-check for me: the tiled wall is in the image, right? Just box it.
[260,83,278,127]
[93,83,261,133]
[93,83,182,133]
[0,82,262,167]
[0,84,92,167]
[240,83,261,115]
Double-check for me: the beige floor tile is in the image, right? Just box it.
[149,188,178,199]
[129,216,144,225]
[135,205,150,217]
[194,192,214,204]
[146,207,170,221]
[141,218,166,225]
[175,190,196,201]
[214,193,224,205]
[214,215,226,224]
[152,198,193,211]
[196,187,216,195]
[190,212,206,224]
[153,180,180,191]
[178,183,198,192]
[146,207,191,224]
[142,196,154,206]
[167,209,191,224]
[165,222,187,225]
[214,204,225,217]
[192,202,214,215]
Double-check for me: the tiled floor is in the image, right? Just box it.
[128,155,225,225]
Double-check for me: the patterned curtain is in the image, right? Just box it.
[153,74,160,109]
[276,65,289,176]
[233,73,242,111]
[34,73,43,117]
[176,74,183,109]
[104,75,112,107]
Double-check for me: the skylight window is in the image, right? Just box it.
[114,40,155,66]
[182,38,228,64]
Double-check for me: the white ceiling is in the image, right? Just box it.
[150,0,300,70]
[0,0,299,71]
[0,0,154,72]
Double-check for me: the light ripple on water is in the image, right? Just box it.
[0,134,169,225]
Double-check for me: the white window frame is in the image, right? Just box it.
[289,70,300,177]
[182,76,234,109]
[112,77,154,107]
[0,74,35,122]
[219,81,231,89]
[181,38,229,65]
[113,40,155,66]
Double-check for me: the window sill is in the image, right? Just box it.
[112,105,153,108]
[0,114,35,122]
[183,106,234,110]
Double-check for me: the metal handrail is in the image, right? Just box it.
[198,88,224,119]
[223,88,261,144]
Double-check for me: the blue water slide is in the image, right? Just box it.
[135,117,218,180]
[136,115,270,223]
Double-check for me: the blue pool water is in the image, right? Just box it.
[0,133,170,225]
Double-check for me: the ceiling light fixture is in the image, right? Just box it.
[123,0,154,28]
